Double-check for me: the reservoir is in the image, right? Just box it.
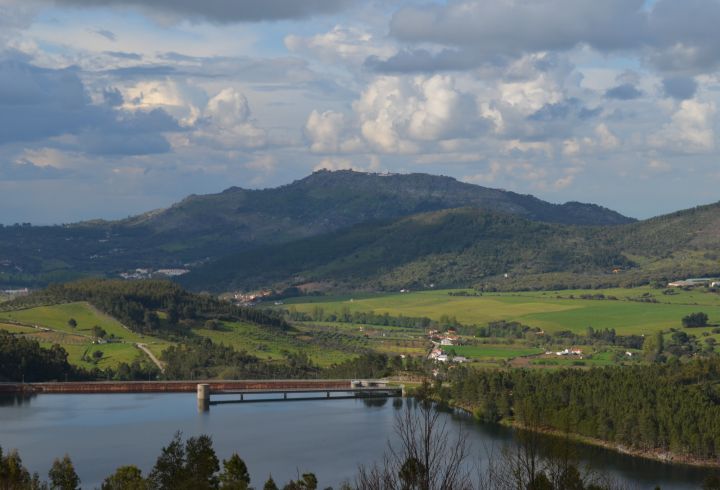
[0,393,711,489]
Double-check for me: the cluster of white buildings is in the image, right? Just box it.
[119,268,190,280]
[232,289,273,305]
[428,347,468,363]
[545,348,584,357]
[428,329,468,363]
[667,277,720,288]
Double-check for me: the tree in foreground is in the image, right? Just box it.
[0,445,44,489]
[263,475,279,490]
[147,432,220,490]
[101,465,147,490]
[480,403,629,490]
[356,400,472,490]
[282,473,318,490]
[220,454,251,489]
[48,455,80,490]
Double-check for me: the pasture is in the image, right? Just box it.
[285,288,720,336]
[0,302,173,369]
[195,321,356,367]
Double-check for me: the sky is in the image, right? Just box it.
[1,0,719,224]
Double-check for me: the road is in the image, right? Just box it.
[136,343,165,372]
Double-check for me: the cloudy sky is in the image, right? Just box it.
[1,0,719,224]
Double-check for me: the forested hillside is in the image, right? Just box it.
[2,279,289,335]
[448,359,720,462]
[182,200,720,292]
[181,208,632,291]
[0,170,631,288]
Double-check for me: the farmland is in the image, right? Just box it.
[0,302,172,370]
[194,321,356,367]
[284,287,720,336]
[279,286,720,366]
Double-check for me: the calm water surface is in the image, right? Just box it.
[0,393,711,489]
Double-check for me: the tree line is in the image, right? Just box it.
[447,358,720,461]
[2,279,289,336]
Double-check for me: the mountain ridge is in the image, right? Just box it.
[9,170,720,292]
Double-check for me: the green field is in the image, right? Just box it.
[195,321,356,367]
[285,288,720,336]
[34,341,145,370]
[0,302,172,369]
[0,302,143,340]
[0,322,36,334]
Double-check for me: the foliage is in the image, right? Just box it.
[219,454,250,490]
[0,331,82,382]
[683,312,710,328]
[48,455,80,490]
[160,338,320,380]
[0,446,46,490]
[263,476,279,490]
[449,359,720,460]
[2,279,289,335]
[147,432,219,490]
[101,466,147,490]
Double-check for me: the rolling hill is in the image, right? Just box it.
[0,170,633,287]
[181,202,720,292]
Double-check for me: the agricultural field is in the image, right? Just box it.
[0,302,172,370]
[284,288,720,337]
[279,287,720,367]
[194,321,357,367]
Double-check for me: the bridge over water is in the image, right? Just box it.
[196,380,404,411]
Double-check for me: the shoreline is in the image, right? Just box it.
[450,401,720,469]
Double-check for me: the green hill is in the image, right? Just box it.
[182,202,720,292]
[0,170,632,288]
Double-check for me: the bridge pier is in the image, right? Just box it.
[197,383,210,412]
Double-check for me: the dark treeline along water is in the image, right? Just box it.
[0,393,711,489]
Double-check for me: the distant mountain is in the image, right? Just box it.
[126,170,633,239]
[0,170,633,287]
[181,201,720,293]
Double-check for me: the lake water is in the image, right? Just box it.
[0,393,711,489]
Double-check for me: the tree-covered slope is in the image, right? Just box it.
[182,201,720,292]
[128,170,633,237]
[180,208,633,291]
[0,170,633,288]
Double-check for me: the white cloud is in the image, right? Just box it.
[350,74,485,153]
[192,88,268,150]
[650,99,716,153]
[285,25,393,66]
[304,110,362,153]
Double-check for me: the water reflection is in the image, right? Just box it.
[361,397,388,408]
[0,393,35,407]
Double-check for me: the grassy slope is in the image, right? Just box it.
[0,302,172,369]
[194,321,355,367]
